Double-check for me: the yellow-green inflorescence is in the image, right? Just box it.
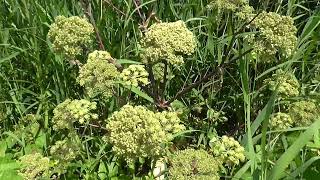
[18,153,50,180]
[265,69,300,98]
[289,100,320,127]
[78,50,120,98]
[248,11,297,60]
[48,16,94,58]
[208,0,249,12]
[139,21,197,65]
[120,65,149,87]
[52,99,98,130]
[106,105,185,163]
[270,112,293,130]
[50,139,80,175]
[210,135,245,166]
[169,149,220,180]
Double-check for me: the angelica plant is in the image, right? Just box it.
[139,20,197,65]
[106,104,185,163]
[248,11,297,60]
[120,65,149,87]
[18,153,51,180]
[48,16,94,59]
[78,50,120,98]
[169,149,220,180]
[52,99,98,130]
[270,112,293,130]
[210,135,246,166]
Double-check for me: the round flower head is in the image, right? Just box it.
[169,149,220,180]
[270,112,293,130]
[289,100,320,127]
[48,16,94,58]
[50,139,80,175]
[155,111,186,140]
[265,69,299,98]
[140,20,197,65]
[52,99,98,130]
[210,135,246,166]
[106,105,184,163]
[120,65,149,87]
[18,153,50,180]
[207,0,249,12]
[78,51,119,98]
[152,62,175,82]
[248,12,297,60]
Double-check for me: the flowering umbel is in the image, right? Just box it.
[265,69,300,98]
[78,50,120,98]
[289,100,320,127]
[139,21,197,65]
[270,112,293,130]
[169,149,220,180]
[248,12,297,60]
[50,139,80,175]
[106,105,185,163]
[52,99,98,130]
[120,65,149,87]
[18,153,50,180]
[48,16,94,58]
[210,135,245,166]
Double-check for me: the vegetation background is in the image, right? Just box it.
[0,0,320,179]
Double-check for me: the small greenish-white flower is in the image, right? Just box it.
[210,135,245,166]
[48,16,94,58]
[289,100,319,127]
[152,62,175,82]
[52,99,98,130]
[265,69,300,98]
[248,11,297,60]
[140,20,197,65]
[270,112,293,130]
[207,0,249,12]
[78,50,119,98]
[50,139,80,175]
[169,149,220,180]
[120,65,149,87]
[207,108,228,124]
[18,153,50,180]
[106,105,185,163]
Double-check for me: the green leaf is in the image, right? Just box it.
[0,52,20,64]
[128,86,154,103]
[117,59,142,65]
[270,119,320,180]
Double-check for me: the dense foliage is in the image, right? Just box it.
[0,0,320,179]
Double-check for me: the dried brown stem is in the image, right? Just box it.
[103,0,126,16]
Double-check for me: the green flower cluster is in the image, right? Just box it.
[153,63,175,82]
[289,100,320,127]
[48,16,94,58]
[265,70,300,98]
[52,99,98,130]
[249,12,297,59]
[78,51,119,98]
[270,112,293,130]
[50,139,80,174]
[120,65,149,87]
[210,135,245,166]
[208,0,248,12]
[140,21,197,65]
[18,153,50,180]
[169,149,220,180]
[106,105,185,163]
[156,111,186,140]
[207,108,228,124]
